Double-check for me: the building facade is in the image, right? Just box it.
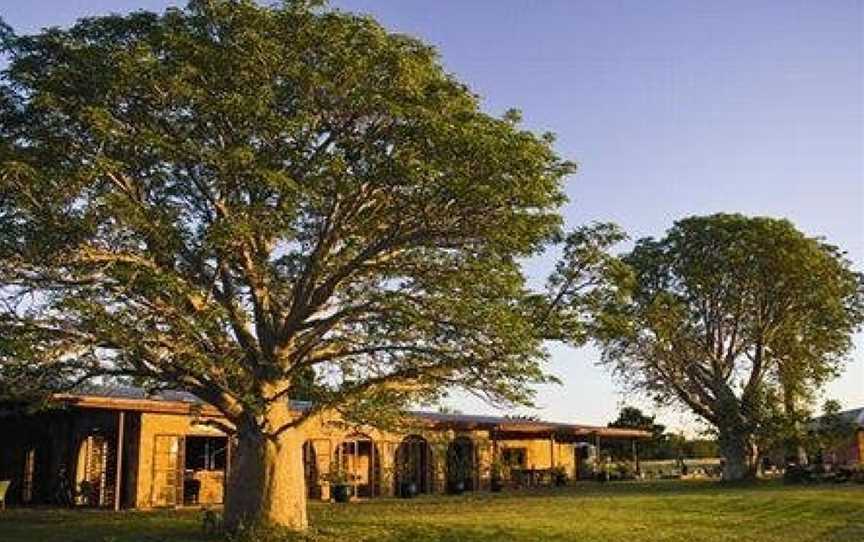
[0,387,648,509]
[822,407,864,465]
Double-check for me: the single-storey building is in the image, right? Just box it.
[0,386,648,509]
[820,406,864,465]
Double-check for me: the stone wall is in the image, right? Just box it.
[131,409,582,507]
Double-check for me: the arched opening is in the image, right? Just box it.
[302,440,320,499]
[446,436,475,492]
[337,434,381,498]
[394,435,433,495]
[574,443,596,481]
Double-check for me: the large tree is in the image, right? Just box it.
[596,214,864,480]
[0,0,578,530]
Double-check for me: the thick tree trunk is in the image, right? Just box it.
[223,409,307,532]
[718,429,755,481]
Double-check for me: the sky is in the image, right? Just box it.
[1,0,862,433]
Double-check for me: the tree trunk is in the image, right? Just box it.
[749,442,762,478]
[781,381,808,465]
[718,429,754,481]
[223,410,307,532]
[793,443,808,466]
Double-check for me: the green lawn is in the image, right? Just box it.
[1,481,862,542]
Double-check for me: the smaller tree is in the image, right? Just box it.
[594,214,864,480]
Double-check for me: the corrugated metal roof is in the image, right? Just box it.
[836,407,864,427]
[68,384,645,436]
[74,384,312,411]
[75,384,203,404]
[809,406,864,430]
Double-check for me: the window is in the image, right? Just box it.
[184,437,227,471]
[501,448,527,468]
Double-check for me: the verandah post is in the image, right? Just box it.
[114,410,125,511]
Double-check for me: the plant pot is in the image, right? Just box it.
[399,481,418,498]
[332,483,352,503]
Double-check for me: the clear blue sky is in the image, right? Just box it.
[2,0,862,432]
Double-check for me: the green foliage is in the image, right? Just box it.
[320,460,352,485]
[542,222,629,345]
[0,0,576,427]
[594,214,864,477]
[606,406,719,460]
[685,439,720,459]
[610,405,660,430]
[607,406,667,460]
[808,399,857,459]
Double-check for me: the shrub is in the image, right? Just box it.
[854,465,864,484]
[783,464,812,484]
[551,465,569,486]
[614,462,636,480]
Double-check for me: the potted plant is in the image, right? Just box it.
[615,461,635,481]
[551,465,568,487]
[488,458,507,492]
[451,478,466,494]
[399,480,418,498]
[595,455,612,483]
[322,462,353,503]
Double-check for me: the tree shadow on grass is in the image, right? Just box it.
[825,513,864,542]
[337,479,810,507]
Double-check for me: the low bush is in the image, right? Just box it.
[784,464,812,484]
[784,463,864,485]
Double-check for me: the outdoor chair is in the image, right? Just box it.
[0,480,10,510]
[183,478,201,506]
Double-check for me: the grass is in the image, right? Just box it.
[1,480,862,542]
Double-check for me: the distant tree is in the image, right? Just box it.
[609,406,658,431]
[684,438,720,459]
[595,214,864,481]
[0,0,584,531]
[607,406,667,460]
[606,406,719,460]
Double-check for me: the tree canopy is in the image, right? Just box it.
[0,0,578,419]
[596,213,864,480]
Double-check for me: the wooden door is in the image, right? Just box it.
[151,435,184,507]
[76,435,116,507]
